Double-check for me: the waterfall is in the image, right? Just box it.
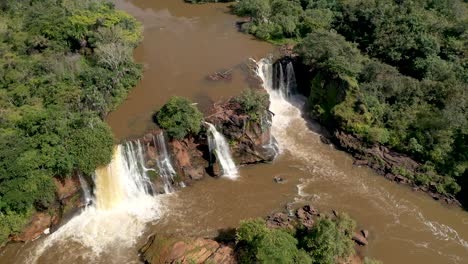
[205,122,239,179]
[29,145,163,262]
[285,62,297,96]
[254,57,301,156]
[78,173,92,206]
[263,59,297,99]
[261,110,280,158]
[94,143,155,210]
[153,132,176,193]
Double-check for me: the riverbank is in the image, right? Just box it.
[267,52,464,208]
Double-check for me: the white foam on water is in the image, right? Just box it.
[28,145,165,263]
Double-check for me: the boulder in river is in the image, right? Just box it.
[352,232,368,246]
[361,229,369,239]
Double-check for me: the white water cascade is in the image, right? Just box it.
[205,122,239,179]
[153,131,176,193]
[28,144,163,262]
[254,57,303,152]
[78,173,92,206]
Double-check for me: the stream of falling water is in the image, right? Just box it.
[206,122,239,179]
[26,145,164,263]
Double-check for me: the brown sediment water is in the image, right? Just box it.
[1,1,467,263]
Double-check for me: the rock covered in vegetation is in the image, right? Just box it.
[205,91,277,165]
[140,204,374,264]
[335,131,461,206]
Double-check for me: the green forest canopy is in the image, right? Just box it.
[234,0,467,201]
[0,0,142,242]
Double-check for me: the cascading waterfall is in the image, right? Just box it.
[205,122,239,179]
[153,131,176,193]
[253,57,302,155]
[267,59,297,99]
[29,145,163,262]
[94,143,155,210]
[78,173,92,206]
[285,62,297,96]
[261,110,280,158]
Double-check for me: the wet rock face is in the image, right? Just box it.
[10,212,54,242]
[140,235,236,264]
[53,176,80,201]
[205,98,276,165]
[169,137,208,181]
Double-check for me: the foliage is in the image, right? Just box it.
[236,216,357,264]
[234,0,468,201]
[0,0,142,243]
[236,218,302,264]
[364,257,383,264]
[234,89,269,122]
[302,214,355,264]
[155,97,204,140]
[296,30,365,78]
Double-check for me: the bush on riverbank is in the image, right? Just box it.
[236,215,356,264]
[0,0,142,243]
[155,97,204,140]
[233,0,467,203]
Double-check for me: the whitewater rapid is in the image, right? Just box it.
[254,57,468,263]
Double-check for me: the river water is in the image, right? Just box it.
[1,1,467,263]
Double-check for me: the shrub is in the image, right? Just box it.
[303,215,355,264]
[155,97,203,140]
[234,89,269,122]
[236,218,301,264]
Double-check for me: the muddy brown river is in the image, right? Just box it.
[1,1,467,263]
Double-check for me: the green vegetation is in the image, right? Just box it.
[185,0,234,3]
[234,89,269,122]
[0,0,142,243]
[155,96,204,140]
[234,0,467,203]
[300,214,355,264]
[236,215,356,264]
[364,257,383,264]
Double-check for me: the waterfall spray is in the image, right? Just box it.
[28,145,164,262]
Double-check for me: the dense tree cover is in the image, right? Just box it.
[155,97,204,140]
[234,0,467,201]
[0,0,142,243]
[236,215,356,263]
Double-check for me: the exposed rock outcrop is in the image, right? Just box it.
[205,97,276,165]
[132,95,277,191]
[334,131,461,206]
[10,212,55,242]
[140,235,236,264]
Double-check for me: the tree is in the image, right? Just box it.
[235,218,304,264]
[295,30,364,78]
[155,97,203,139]
[303,215,355,264]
